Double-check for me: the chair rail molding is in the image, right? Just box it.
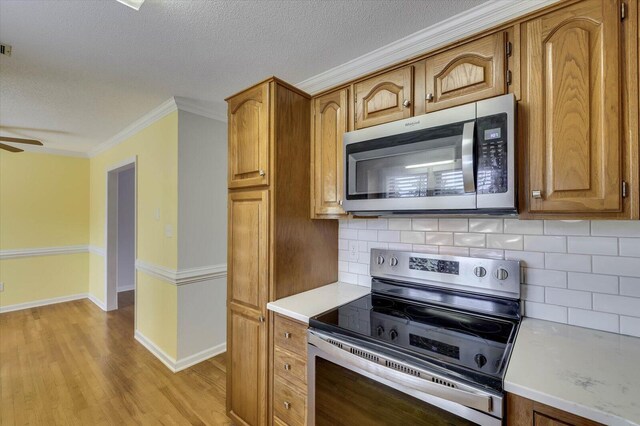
[296,0,561,95]
[135,259,227,286]
[0,245,89,260]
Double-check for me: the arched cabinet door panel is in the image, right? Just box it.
[228,82,270,189]
[354,66,413,129]
[424,32,506,112]
[311,88,348,217]
[522,0,622,213]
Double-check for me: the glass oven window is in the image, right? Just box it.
[347,122,471,200]
[314,358,479,426]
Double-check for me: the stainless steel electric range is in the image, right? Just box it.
[307,249,521,426]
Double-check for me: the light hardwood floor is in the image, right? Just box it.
[0,291,232,425]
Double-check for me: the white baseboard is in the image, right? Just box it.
[175,342,227,372]
[87,294,108,311]
[134,330,179,372]
[0,293,88,313]
[118,284,135,292]
[134,329,226,373]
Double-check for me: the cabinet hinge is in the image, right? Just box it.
[506,70,512,86]
[506,41,512,57]
[622,181,628,198]
[621,2,626,20]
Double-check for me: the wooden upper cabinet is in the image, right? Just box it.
[311,89,348,217]
[228,82,270,189]
[522,0,622,214]
[354,66,413,129]
[424,32,506,112]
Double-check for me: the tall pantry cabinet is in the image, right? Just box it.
[226,77,338,426]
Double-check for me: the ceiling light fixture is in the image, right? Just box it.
[405,160,454,169]
[116,0,145,11]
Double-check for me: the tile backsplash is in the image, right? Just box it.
[338,218,640,338]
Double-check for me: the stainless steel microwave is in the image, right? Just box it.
[343,94,516,215]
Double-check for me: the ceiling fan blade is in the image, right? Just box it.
[0,136,43,146]
[0,142,24,153]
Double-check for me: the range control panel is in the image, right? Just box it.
[370,249,521,300]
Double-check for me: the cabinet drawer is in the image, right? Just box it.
[274,348,307,388]
[274,314,308,357]
[274,378,306,426]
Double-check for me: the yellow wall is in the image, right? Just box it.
[0,152,89,248]
[0,254,88,306]
[89,111,179,357]
[0,152,89,307]
[1,112,180,358]
[136,273,177,358]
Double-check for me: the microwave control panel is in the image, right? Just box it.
[476,113,508,194]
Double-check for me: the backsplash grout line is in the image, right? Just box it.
[338,218,640,338]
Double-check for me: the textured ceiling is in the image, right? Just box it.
[0,0,483,154]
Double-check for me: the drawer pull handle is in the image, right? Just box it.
[402,99,411,108]
[284,401,291,410]
[283,363,291,371]
[284,332,291,339]
[258,315,265,323]
[532,190,543,199]
[258,169,265,177]
[425,93,434,101]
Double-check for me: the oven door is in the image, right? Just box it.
[343,103,477,213]
[307,330,503,426]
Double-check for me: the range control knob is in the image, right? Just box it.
[389,329,398,341]
[389,257,399,267]
[376,255,385,265]
[473,266,487,278]
[474,353,487,368]
[494,268,509,281]
[376,326,385,337]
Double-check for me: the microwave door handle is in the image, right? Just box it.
[461,121,476,193]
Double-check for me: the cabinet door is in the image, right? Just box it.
[312,89,348,217]
[228,190,269,312]
[523,0,622,213]
[425,32,506,112]
[228,306,267,426]
[354,66,413,129]
[228,83,270,189]
[227,190,269,425]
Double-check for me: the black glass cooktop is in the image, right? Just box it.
[310,294,518,385]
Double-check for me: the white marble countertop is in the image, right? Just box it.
[267,281,370,324]
[505,318,640,426]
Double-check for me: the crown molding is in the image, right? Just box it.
[296,0,561,95]
[135,259,227,286]
[88,98,178,158]
[174,96,227,123]
[0,245,89,260]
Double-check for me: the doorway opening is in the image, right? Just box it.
[106,159,136,321]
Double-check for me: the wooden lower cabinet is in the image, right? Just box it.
[228,305,267,426]
[506,393,603,426]
[272,314,309,426]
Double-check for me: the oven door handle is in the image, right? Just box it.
[461,121,476,193]
[308,331,493,413]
